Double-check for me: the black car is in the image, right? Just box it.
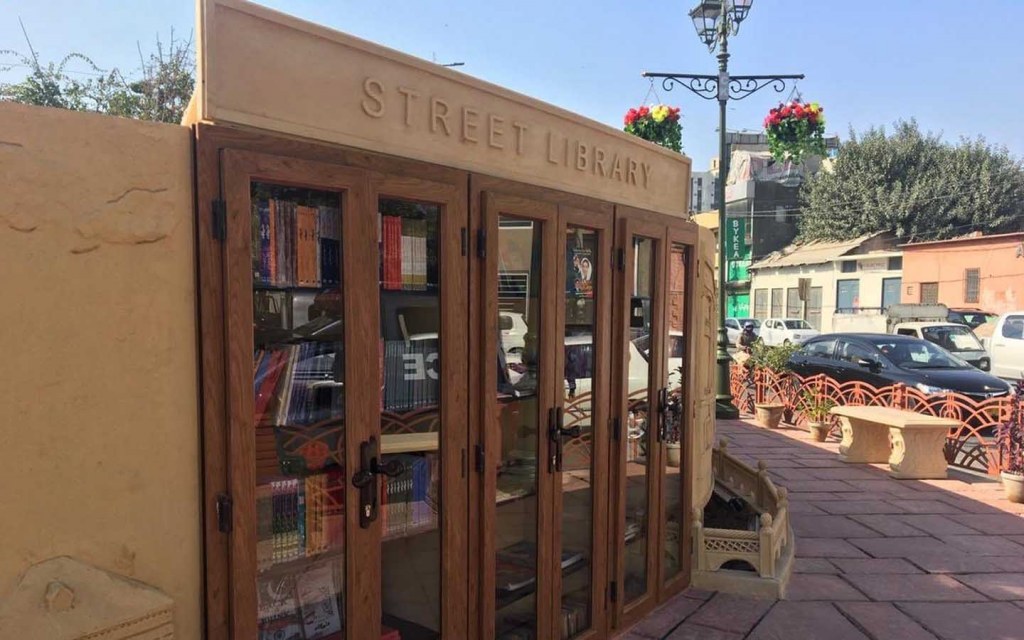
[788,333,1012,401]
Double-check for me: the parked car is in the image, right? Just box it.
[988,311,1024,381]
[788,333,1012,401]
[892,322,990,371]
[759,318,819,346]
[725,317,760,344]
[947,308,998,329]
[500,311,529,354]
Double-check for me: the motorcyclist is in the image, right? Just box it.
[737,322,757,353]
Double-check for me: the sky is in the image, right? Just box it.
[3,0,1024,170]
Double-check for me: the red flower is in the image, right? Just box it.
[780,106,791,118]
[638,106,649,117]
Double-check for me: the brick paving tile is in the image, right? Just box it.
[663,623,743,640]
[681,587,715,601]
[849,514,928,537]
[784,573,867,601]
[791,515,882,538]
[747,602,869,640]
[842,574,987,601]
[797,538,870,558]
[1016,601,1024,611]
[905,553,1024,574]
[783,480,863,493]
[897,602,1024,640]
[768,467,819,481]
[815,500,908,515]
[847,479,933,497]
[1010,535,1024,547]
[788,502,829,515]
[806,467,888,481]
[948,514,1024,535]
[893,514,981,536]
[886,499,962,514]
[788,491,843,501]
[794,558,839,574]
[837,602,938,640]
[684,593,775,634]
[938,534,1024,556]
[953,574,1024,601]
[848,537,959,558]
[793,459,851,468]
[627,593,703,638]
[935,495,1009,515]
[830,558,924,574]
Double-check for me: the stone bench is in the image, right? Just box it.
[830,405,959,479]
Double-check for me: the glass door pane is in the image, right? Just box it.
[558,226,599,639]
[251,183,347,640]
[662,244,688,583]
[494,215,544,640]
[624,235,657,604]
[378,197,443,639]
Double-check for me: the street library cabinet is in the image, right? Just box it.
[192,2,717,639]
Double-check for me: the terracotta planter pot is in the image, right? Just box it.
[807,421,830,442]
[754,403,785,429]
[1002,471,1024,504]
[665,443,681,467]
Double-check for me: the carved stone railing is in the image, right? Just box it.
[692,439,793,597]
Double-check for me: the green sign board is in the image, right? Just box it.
[725,216,747,261]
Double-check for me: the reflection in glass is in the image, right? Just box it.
[624,236,656,604]
[495,216,542,639]
[559,227,598,638]
[378,198,443,639]
[251,183,346,639]
[663,244,687,582]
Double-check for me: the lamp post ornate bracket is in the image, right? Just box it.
[642,72,805,102]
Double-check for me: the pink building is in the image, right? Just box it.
[900,232,1024,314]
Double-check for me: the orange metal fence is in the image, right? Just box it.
[729,364,1010,475]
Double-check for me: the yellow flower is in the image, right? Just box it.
[652,105,669,123]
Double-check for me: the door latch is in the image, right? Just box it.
[351,436,405,528]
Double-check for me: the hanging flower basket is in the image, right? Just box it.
[624,104,682,152]
[764,101,826,163]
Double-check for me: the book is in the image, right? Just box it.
[295,562,343,639]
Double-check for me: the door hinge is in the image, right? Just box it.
[215,493,233,533]
[476,228,487,259]
[611,417,621,441]
[616,247,625,271]
[211,198,227,242]
[461,227,468,256]
[609,580,618,603]
[474,444,485,473]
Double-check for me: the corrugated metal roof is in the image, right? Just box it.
[750,233,878,269]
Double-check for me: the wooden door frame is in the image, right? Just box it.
[657,221,699,600]
[610,211,667,631]
[195,124,469,640]
[550,205,614,640]
[368,171,470,639]
[220,148,376,639]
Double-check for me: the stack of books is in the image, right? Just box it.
[252,199,341,288]
[380,340,439,413]
[257,560,344,640]
[379,214,431,291]
[256,469,345,571]
[380,454,438,540]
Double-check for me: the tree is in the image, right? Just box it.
[798,120,1024,242]
[0,24,194,124]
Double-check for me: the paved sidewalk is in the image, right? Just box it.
[624,418,1024,640]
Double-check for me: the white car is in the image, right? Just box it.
[500,311,528,354]
[759,318,819,346]
[724,318,760,345]
[989,311,1024,381]
[562,334,651,401]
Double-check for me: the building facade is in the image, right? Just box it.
[900,232,1024,315]
[749,233,901,330]
[690,170,717,214]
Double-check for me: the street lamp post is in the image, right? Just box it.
[643,0,803,418]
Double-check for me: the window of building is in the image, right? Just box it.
[836,279,860,312]
[786,287,801,318]
[806,286,823,330]
[964,268,980,304]
[882,277,901,310]
[888,256,903,270]
[839,260,857,273]
[770,288,784,317]
[753,288,768,319]
[920,282,939,304]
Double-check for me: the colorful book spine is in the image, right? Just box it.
[268,199,278,285]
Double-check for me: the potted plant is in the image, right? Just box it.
[623,104,682,152]
[747,342,799,429]
[664,384,683,467]
[801,391,836,442]
[998,379,1024,503]
[763,100,826,164]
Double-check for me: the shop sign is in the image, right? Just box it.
[859,258,888,272]
[725,217,747,260]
